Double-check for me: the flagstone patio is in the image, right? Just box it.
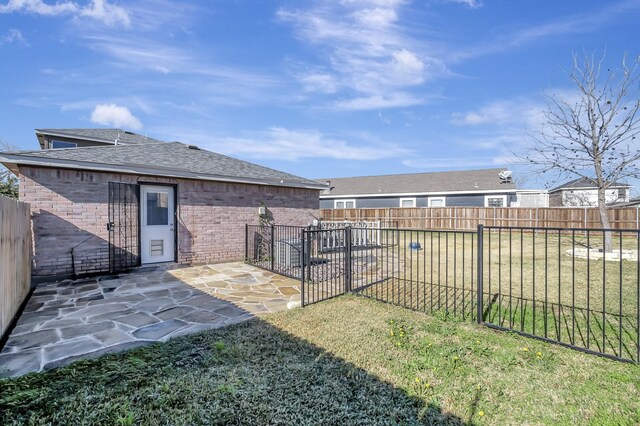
[0,262,301,378]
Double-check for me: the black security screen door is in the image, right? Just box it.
[108,182,141,272]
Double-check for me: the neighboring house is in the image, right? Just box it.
[319,168,517,209]
[511,190,549,207]
[611,196,640,208]
[0,129,326,281]
[548,178,631,207]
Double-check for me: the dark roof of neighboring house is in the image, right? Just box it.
[549,177,630,193]
[318,168,516,197]
[35,128,163,147]
[0,142,326,190]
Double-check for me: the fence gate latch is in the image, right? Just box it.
[106,222,115,232]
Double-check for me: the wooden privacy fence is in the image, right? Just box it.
[320,207,640,230]
[0,195,32,339]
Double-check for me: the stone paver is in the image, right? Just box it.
[0,262,301,378]
[132,319,187,340]
[114,312,160,328]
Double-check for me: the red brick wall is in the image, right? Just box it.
[19,166,319,279]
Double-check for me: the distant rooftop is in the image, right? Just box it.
[319,168,516,197]
[35,128,163,148]
[549,177,630,192]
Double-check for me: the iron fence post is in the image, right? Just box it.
[301,229,306,307]
[244,224,248,262]
[345,227,352,292]
[270,224,275,270]
[477,224,484,324]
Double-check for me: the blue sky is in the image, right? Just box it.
[1,0,639,188]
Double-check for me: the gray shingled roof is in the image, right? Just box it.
[319,168,516,196]
[0,142,326,190]
[35,128,163,145]
[549,177,630,192]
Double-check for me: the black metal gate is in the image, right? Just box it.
[107,182,140,273]
[300,228,350,306]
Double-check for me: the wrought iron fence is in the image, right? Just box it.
[480,225,639,363]
[245,224,308,279]
[301,228,349,305]
[351,228,477,320]
[245,222,640,363]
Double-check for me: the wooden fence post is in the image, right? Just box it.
[454,207,457,230]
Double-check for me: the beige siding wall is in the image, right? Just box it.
[0,195,32,338]
[19,166,319,279]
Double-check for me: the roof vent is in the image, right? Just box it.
[188,145,201,150]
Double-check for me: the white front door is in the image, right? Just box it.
[140,185,175,264]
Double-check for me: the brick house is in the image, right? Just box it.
[0,129,326,281]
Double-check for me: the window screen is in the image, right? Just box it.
[487,197,504,207]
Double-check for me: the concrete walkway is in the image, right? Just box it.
[0,262,301,378]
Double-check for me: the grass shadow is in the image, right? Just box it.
[0,308,472,425]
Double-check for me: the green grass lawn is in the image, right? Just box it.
[1,295,639,425]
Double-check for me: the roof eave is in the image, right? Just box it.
[35,129,117,146]
[0,154,327,191]
[320,188,517,198]
[550,184,631,193]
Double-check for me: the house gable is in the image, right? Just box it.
[35,128,163,149]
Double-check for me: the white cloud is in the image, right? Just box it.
[0,0,130,27]
[403,156,505,169]
[0,0,77,15]
[335,92,423,110]
[278,1,448,109]
[452,1,640,62]
[447,0,482,8]
[77,34,283,107]
[353,7,398,27]
[0,29,29,46]
[450,99,545,127]
[390,49,425,85]
[163,127,409,161]
[78,0,130,27]
[299,73,338,94]
[90,103,142,129]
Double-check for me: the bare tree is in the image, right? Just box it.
[0,140,19,199]
[522,52,640,252]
